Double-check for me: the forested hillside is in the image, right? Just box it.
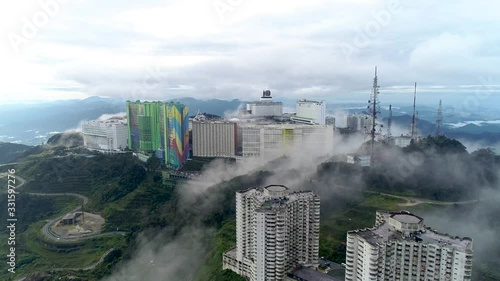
[0,142,32,164]
[2,135,499,280]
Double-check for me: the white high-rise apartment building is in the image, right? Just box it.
[344,114,373,131]
[191,121,237,157]
[292,100,326,125]
[394,136,413,148]
[346,211,473,281]
[82,118,128,151]
[223,185,320,281]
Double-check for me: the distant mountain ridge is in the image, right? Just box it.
[1,96,499,146]
[0,142,32,164]
[0,96,247,145]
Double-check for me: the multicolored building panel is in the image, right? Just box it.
[126,101,189,168]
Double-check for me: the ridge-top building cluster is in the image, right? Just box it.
[81,90,334,167]
[81,100,191,168]
[223,186,474,281]
[192,90,334,160]
[80,68,451,168]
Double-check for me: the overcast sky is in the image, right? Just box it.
[1,0,499,106]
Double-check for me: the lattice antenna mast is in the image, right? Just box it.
[387,104,393,138]
[367,66,381,163]
[410,82,417,140]
[415,111,419,139]
[436,100,444,136]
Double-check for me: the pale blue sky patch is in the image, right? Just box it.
[0,0,499,106]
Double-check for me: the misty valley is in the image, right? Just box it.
[0,130,499,281]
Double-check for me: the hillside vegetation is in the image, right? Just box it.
[318,136,500,201]
[2,136,499,280]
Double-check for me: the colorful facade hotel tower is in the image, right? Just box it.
[126,100,189,168]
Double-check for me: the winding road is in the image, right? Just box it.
[0,162,19,167]
[12,174,488,241]
[13,248,115,281]
[10,174,126,281]
[14,175,125,241]
[12,174,487,242]
[8,173,122,280]
[48,248,116,272]
[325,182,492,207]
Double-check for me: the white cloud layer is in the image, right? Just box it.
[1,0,499,105]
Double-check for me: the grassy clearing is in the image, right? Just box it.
[319,194,406,263]
[360,193,406,210]
[0,193,124,281]
[404,203,445,213]
[0,220,126,281]
[100,182,152,232]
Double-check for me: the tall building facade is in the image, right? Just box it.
[345,114,359,130]
[191,121,237,157]
[82,118,128,151]
[126,101,189,168]
[223,185,320,281]
[346,211,473,281]
[346,154,371,167]
[292,100,326,125]
[246,90,283,117]
[394,136,412,148]
[344,114,373,131]
[239,124,334,158]
[359,114,374,131]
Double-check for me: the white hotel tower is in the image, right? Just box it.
[292,100,327,125]
[346,211,473,281]
[81,118,128,152]
[223,185,320,281]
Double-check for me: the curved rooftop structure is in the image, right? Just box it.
[263,184,289,198]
